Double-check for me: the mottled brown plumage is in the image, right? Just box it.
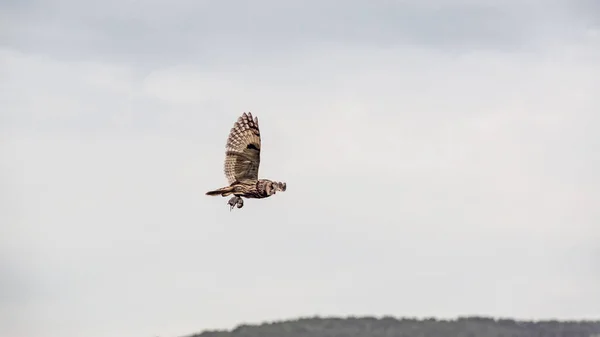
[206,112,287,210]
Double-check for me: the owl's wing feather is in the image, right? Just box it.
[224,112,261,184]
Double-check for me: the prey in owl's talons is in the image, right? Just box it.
[227,196,244,211]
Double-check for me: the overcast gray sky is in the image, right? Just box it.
[1,1,599,337]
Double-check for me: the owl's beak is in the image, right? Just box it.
[275,182,286,192]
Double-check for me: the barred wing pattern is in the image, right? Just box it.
[224,112,261,184]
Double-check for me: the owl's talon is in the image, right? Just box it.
[228,197,236,211]
[228,196,244,211]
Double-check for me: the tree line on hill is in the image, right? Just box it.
[183,315,600,337]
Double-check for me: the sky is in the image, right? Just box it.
[1,0,599,337]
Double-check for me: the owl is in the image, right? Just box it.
[206,112,287,210]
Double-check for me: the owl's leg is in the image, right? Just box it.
[227,196,238,211]
[227,196,244,211]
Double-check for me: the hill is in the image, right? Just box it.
[184,316,600,337]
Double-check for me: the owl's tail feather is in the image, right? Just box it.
[206,186,235,197]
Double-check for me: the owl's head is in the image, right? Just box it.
[262,180,287,196]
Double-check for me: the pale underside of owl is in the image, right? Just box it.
[205,112,287,211]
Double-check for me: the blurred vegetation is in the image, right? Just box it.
[184,316,600,337]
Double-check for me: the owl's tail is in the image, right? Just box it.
[205,185,235,197]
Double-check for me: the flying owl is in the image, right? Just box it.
[206,112,287,210]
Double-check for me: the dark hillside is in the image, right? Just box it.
[184,316,600,337]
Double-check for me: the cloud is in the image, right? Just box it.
[3,0,598,64]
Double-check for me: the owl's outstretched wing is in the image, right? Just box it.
[224,112,261,184]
